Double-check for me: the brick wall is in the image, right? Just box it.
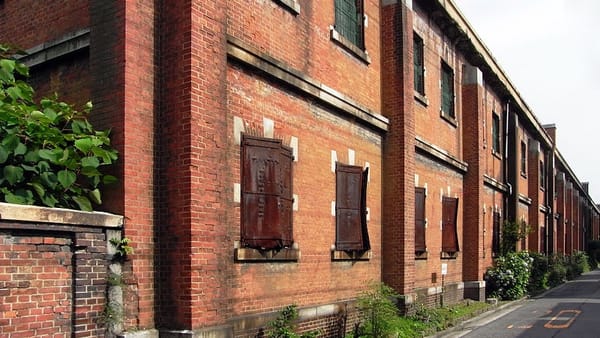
[0,234,72,337]
[89,0,157,330]
[0,0,88,49]
[0,204,123,338]
[381,0,417,297]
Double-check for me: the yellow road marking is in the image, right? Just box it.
[544,310,581,329]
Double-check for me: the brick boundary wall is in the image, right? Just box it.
[0,203,123,338]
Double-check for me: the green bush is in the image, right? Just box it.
[485,251,532,300]
[0,45,117,211]
[547,253,567,287]
[566,251,590,280]
[528,252,549,294]
[353,282,400,338]
[265,305,319,338]
[500,220,531,255]
[587,240,600,269]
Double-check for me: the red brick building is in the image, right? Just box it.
[2,0,388,337]
[380,0,600,310]
[1,0,599,337]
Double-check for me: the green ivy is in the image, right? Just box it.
[500,220,531,255]
[109,237,134,261]
[0,45,117,211]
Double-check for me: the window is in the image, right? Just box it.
[414,33,425,96]
[241,134,294,250]
[520,141,527,175]
[441,197,459,254]
[440,61,455,119]
[335,163,370,251]
[492,113,501,154]
[540,160,545,189]
[492,211,501,256]
[415,187,426,253]
[334,0,364,49]
[272,0,300,14]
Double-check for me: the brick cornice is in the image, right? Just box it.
[226,35,389,133]
[16,29,90,68]
[415,137,467,174]
[483,174,509,193]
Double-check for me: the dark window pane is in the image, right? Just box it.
[441,62,455,118]
[492,211,501,255]
[415,187,426,252]
[521,141,527,174]
[442,197,459,252]
[335,0,364,49]
[414,34,425,95]
[540,161,545,189]
[335,163,370,251]
[492,113,501,154]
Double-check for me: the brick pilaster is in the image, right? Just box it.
[461,65,484,282]
[381,0,416,296]
[89,0,157,330]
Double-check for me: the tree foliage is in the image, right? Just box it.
[0,44,117,211]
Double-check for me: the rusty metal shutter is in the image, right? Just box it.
[492,211,501,255]
[360,166,370,250]
[278,145,294,247]
[241,135,293,250]
[442,197,459,252]
[415,187,426,252]
[336,163,369,251]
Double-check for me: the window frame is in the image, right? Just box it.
[415,187,427,259]
[520,141,527,177]
[441,196,459,257]
[492,211,501,257]
[334,0,365,50]
[334,162,370,253]
[440,61,455,122]
[492,113,501,155]
[240,134,294,251]
[540,160,546,190]
[413,33,425,97]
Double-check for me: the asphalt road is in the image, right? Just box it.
[438,269,600,338]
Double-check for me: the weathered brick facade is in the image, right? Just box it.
[0,204,123,338]
[1,0,600,337]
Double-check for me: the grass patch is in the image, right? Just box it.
[363,300,493,338]
[351,283,496,338]
[411,300,493,336]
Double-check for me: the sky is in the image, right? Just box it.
[452,0,600,203]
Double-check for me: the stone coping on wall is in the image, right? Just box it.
[0,202,123,228]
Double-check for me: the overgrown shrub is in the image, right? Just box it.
[485,251,532,300]
[587,240,600,269]
[566,251,590,280]
[528,252,549,294]
[547,253,567,287]
[500,220,531,255]
[0,44,117,211]
[265,305,319,338]
[353,282,400,338]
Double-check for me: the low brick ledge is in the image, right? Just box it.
[0,202,123,228]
